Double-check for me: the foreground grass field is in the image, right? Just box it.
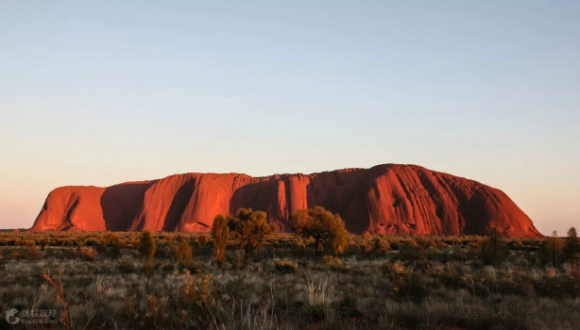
[0,232,579,330]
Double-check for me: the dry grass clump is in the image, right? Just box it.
[40,269,72,329]
[274,258,298,274]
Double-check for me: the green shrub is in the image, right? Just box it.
[323,255,342,269]
[291,206,348,256]
[20,239,36,247]
[383,260,411,279]
[374,236,390,252]
[227,208,275,259]
[77,247,98,261]
[362,231,373,241]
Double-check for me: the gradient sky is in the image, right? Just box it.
[1,1,578,235]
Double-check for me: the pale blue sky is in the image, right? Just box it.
[1,1,578,234]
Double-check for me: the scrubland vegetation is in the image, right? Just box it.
[0,208,579,330]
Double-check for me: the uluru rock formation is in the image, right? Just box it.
[31,164,541,237]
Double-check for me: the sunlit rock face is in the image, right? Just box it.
[31,164,541,237]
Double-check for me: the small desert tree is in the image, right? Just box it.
[228,208,275,259]
[541,231,564,267]
[174,236,194,267]
[564,227,580,262]
[138,231,156,265]
[329,217,348,257]
[480,227,507,267]
[211,215,230,267]
[291,206,348,256]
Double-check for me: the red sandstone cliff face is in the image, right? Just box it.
[30,164,541,237]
